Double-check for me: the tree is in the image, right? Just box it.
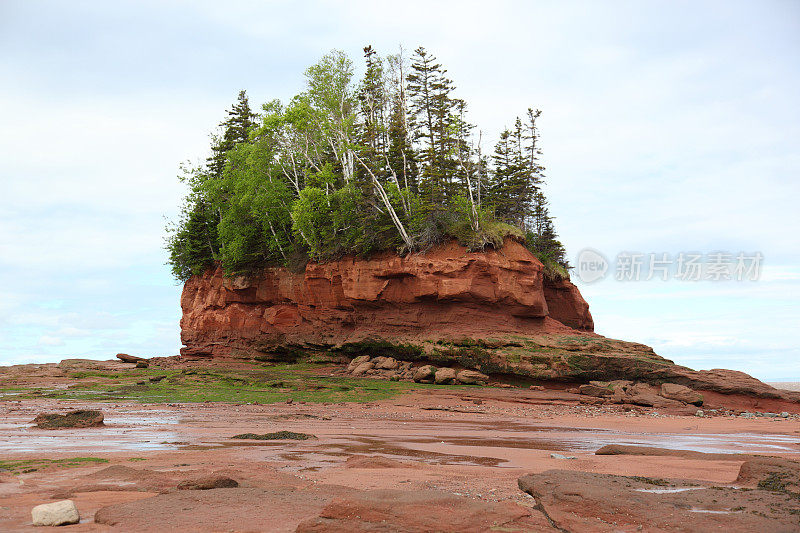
[166,46,571,282]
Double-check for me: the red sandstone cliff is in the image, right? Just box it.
[180,239,589,359]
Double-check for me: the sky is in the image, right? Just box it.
[1,1,798,380]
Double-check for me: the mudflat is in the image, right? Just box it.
[1,359,799,532]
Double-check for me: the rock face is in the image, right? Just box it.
[542,277,593,331]
[31,500,80,526]
[180,238,583,358]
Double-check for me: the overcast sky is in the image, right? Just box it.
[1,1,798,380]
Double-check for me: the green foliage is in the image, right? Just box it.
[166,47,570,280]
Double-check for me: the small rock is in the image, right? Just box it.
[286,398,293,404]
[695,409,704,417]
[472,399,483,405]
[550,453,576,460]
[149,375,166,382]
[781,412,790,418]
[135,360,149,368]
[528,385,545,391]
[33,410,104,429]
[177,475,238,490]
[31,499,79,526]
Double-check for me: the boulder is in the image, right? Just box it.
[351,361,375,376]
[434,367,457,384]
[412,365,436,383]
[579,383,612,397]
[116,353,145,363]
[31,499,79,526]
[373,356,399,370]
[33,410,104,429]
[456,369,490,385]
[177,475,239,490]
[346,356,370,373]
[661,383,703,406]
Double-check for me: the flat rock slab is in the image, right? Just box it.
[94,485,355,532]
[295,489,551,532]
[33,409,104,429]
[518,469,800,532]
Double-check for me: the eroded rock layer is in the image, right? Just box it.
[181,239,583,358]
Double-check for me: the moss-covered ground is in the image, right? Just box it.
[0,363,472,404]
[0,457,108,474]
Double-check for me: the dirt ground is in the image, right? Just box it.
[2,361,800,532]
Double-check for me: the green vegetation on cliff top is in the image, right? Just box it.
[166,45,568,281]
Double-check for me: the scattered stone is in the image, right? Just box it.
[33,410,104,429]
[550,453,576,460]
[660,383,704,406]
[695,409,704,417]
[136,380,146,385]
[231,431,315,440]
[529,385,545,391]
[456,369,490,385]
[434,367,456,384]
[472,399,483,405]
[412,365,436,383]
[177,475,239,490]
[566,387,580,394]
[135,360,149,368]
[31,499,80,526]
[116,353,146,363]
[149,375,166,382]
[781,411,790,418]
[285,399,293,405]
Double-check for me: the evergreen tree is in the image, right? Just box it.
[167,46,571,281]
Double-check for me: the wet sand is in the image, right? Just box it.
[1,384,799,531]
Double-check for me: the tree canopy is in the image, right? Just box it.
[166,46,569,282]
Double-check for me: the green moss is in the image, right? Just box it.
[0,457,108,474]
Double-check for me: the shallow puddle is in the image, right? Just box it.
[0,410,181,454]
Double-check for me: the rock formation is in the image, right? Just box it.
[179,238,798,402]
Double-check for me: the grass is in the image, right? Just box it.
[8,363,471,404]
[0,457,108,474]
